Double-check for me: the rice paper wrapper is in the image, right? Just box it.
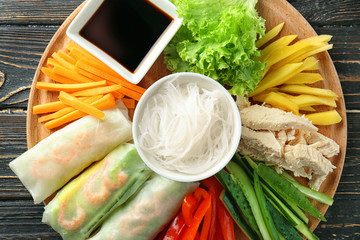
[42,143,152,240]
[9,102,132,203]
[89,174,199,240]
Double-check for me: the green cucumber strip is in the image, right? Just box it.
[260,173,319,240]
[254,168,280,240]
[241,155,309,223]
[281,171,334,205]
[265,198,303,240]
[282,196,309,224]
[257,163,326,222]
[227,161,272,240]
[294,221,320,240]
[261,181,301,226]
[220,190,259,240]
[243,155,258,169]
[216,170,261,237]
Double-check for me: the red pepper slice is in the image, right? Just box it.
[215,218,225,240]
[182,193,198,226]
[201,177,224,240]
[194,187,209,203]
[201,176,223,197]
[163,212,187,240]
[182,193,212,240]
[217,199,235,240]
[199,197,212,240]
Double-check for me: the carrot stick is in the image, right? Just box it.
[46,58,59,68]
[76,60,146,94]
[105,81,126,99]
[39,106,74,123]
[52,52,75,70]
[110,90,124,99]
[59,91,105,119]
[38,95,102,123]
[53,64,93,83]
[68,45,119,76]
[70,84,122,97]
[33,101,67,114]
[118,86,142,101]
[36,80,107,92]
[58,50,76,65]
[41,67,78,84]
[122,98,136,109]
[45,93,115,129]
[74,65,106,82]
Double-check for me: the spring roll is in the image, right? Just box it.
[88,174,199,240]
[42,143,152,240]
[9,102,132,203]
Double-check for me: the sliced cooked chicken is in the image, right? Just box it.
[240,104,318,132]
[304,131,340,158]
[239,126,283,165]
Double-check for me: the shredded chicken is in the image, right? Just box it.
[238,103,339,191]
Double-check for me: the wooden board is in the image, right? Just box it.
[26,0,347,235]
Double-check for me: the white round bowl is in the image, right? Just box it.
[133,72,241,182]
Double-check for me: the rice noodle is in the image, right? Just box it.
[137,78,235,174]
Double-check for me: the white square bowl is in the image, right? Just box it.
[66,0,182,84]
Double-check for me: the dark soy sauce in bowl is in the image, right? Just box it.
[80,0,173,73]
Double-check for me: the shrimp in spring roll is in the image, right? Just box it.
[9,102,132,203]
[42,143,152,240]
[88,174,199,240]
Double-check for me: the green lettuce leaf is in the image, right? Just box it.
[164,0,266,95]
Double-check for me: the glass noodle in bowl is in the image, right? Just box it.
[133,72,241,182]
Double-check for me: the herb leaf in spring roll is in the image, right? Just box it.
[89,174,199,240]
[9,103,132,203]
[42,143,152,240]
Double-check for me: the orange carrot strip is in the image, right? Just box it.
[38,95,102,123]
[118,86,142,101]
[53,65,93,83]
[36,80,107,92]
[58,50,76,65]
[68,45,119,76]
[45,93,115,129]
[70,84,122,97]
[39,106,74,123]
[111,90,125,99]
[122,98,136,109]
[41,67,78,84]
[33,101,67,114]
[105,81,125,99]
[69,47,107,66]
[59,91,105,119]
[76,60,146,94]
[52,52,75,70]
[46,58,59,68]
[74,65,106,82]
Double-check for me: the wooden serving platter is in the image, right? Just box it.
[26,0,347,235]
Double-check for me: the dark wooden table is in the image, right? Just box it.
[0,0,359,239]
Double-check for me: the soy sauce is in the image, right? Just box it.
[80,0,173,73]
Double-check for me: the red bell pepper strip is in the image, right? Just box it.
[182,193,212,240]
[217,199,235,240]
[199,193,212,240]
[194,187,209,203]
[202,176,223,197]
[216,218,225,240]
[201,177,224,240]
[163,212,187,240]
[182,193,198,226]
[194,231,200,240]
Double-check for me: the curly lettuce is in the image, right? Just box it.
[164,0,266,95]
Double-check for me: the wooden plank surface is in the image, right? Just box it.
[0,0,359,239]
